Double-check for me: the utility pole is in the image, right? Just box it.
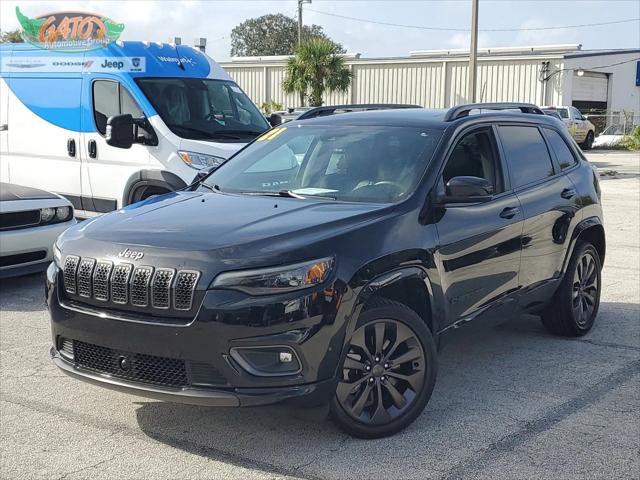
[298,0,311,45]
[468,0,479,102]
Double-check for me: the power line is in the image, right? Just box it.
[306,8,640,32]
[582,57,640,70]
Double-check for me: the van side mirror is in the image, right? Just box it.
[444,176,494,203]
[268,113,282,127]
[106,114,135,149]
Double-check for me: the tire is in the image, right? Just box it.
[330,298,437,438]
[582,131,594,150]
[541,241,602,336]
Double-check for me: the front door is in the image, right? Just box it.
[433,126,524,325]
[80,77,149,214]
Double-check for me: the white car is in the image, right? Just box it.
[541,106,596,149]
[593,125,626,148]
[0,183,76,278]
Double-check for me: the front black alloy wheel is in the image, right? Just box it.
[331,299,437,438]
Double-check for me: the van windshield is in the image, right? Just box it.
[203,125,442,204]
[136,78,269,141]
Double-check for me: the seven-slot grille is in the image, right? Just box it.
[62,255,200,313]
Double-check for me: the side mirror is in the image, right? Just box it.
[444,176,494,203]
[268,113,282,127]
[195,165,218,182]
[106,114,135,148]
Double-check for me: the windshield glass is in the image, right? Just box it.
[600,125,624,135]
[203,125,442,203]
[136,78,269,141]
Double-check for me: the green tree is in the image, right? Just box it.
[230,13,343,57]
[0,29,23,43]
[283,38,353,107]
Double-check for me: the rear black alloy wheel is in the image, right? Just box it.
[572,250,599,327]
[541,241,601,336]
[331,299,437,438]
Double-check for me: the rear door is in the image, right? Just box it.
[434,126,524,325]
[80,77,149,213]
[497,124,579,296]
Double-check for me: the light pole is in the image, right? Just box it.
[468,0,479,103]
[298,0,312,45]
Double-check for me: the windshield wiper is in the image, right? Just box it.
[166,124,241,140]
[220,129,265,136]
[238,190,335,200]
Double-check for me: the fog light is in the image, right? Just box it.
[230,346,301,376]
[279,351,293,363]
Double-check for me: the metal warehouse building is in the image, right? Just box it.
[220,45,639,117]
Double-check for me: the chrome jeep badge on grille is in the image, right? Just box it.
[118,248,144,260]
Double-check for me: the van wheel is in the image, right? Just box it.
[582,131,594,150]
[128,185,171,205]
[330,298,437,438]
[541,241,601,336]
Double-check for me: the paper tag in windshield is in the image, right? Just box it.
[257,127,286,141]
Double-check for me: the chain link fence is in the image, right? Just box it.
[583,111,639,136]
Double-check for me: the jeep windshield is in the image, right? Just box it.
[203,125,442,203]
[136,78,269,141]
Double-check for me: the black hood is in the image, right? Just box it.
[59,191,394,267]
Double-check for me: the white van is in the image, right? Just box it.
[0,41,272,216]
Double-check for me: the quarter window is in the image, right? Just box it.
[92,81,143,135]
[498,126,555,188]
[544,128,577,170]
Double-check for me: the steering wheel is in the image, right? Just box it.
[352,180,405,197]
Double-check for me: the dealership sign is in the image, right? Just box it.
[16,6,124,51]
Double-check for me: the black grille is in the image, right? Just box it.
[111,263,132,304]
[130,266,153,307]
[93,261,113,301]
[63,256,79,294]
[61,255,200,314]
[0,209,40,230]
[190,362,228,386]
[73,340,188,388]
[151,268,174,309]
[77,258,96,297]
[0,250,47,267]
[175,271,200,310]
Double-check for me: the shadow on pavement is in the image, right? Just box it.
[0,272,47,312]
[133,301,639,479]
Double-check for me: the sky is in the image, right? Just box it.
[1,0,638,61]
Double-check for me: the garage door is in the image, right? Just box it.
[573,71,608,102]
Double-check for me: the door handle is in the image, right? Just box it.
[88,139,97,159]
[67,138,76,157]
[561,188,576,199]
[499,206,520,219]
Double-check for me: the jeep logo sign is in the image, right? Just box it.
[118,248,144,260]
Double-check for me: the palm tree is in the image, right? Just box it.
[283,38,353,107]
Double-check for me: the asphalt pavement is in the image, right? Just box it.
[1,150,638,480]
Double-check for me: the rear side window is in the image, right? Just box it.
[498,126,554,188]
[92,81,143,135]
[544,128,577,170]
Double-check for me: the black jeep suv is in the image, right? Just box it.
[48,103,605,438]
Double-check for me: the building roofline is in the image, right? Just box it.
[563,48,640,59]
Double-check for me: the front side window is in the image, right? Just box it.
[204,125,442,203]
[570,106,583,120]
[443,128,503,194]
[544,128,577,170]
[135,78,269,142]
[499,126,555,188]
[92,80,143,134]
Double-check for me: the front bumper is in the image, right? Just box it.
[0,220,75,278]
[47,263,347,408]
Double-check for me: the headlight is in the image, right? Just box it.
[178,150,226,170]
[40,207,55,223]
[40,206,73,225]
[212,257,334,295]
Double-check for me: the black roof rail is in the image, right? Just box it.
[296,103,421,120]
[444,102,545,122]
